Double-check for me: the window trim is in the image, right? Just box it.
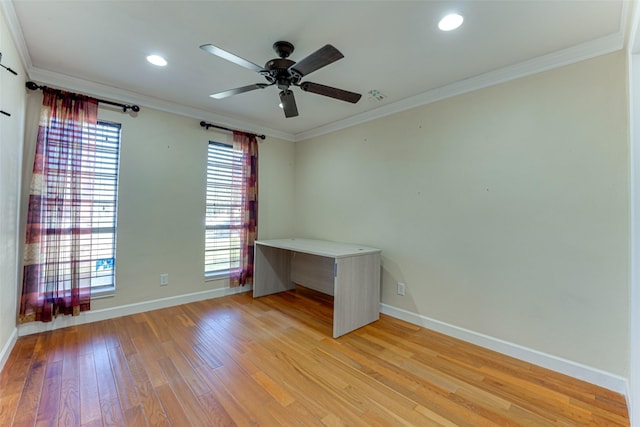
[204,141,244,278]
[89,119,121,297]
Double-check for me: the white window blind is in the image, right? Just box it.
[205,142,243,275]
[88,121,121,290]
[37,119,120,293]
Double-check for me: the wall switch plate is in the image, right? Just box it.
[397,282,405,296]
[160,273,169,286]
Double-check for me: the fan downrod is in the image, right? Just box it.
[273,41,294,59]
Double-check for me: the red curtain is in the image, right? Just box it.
[230,131,258,287]
[19,89,98,323]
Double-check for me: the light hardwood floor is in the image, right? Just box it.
[0,286,630,426]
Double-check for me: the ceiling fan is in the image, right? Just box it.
[199,41,362,118]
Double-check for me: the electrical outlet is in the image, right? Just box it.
[160,273,169,286]
[397,282,405,296]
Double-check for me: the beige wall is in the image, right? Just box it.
[2,0,296,359]
[18,95,296,312]
[0,6,25,364]
[1,3,630,387]
[294,51,629,376]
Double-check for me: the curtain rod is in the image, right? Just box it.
[25,81,140,113]
[200,120,266,140]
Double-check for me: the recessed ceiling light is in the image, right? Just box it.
[438,13,464,31]
[146,55,167,66]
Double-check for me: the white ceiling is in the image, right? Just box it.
[4,0,629,141]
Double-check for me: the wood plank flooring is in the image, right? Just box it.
[0,286,629,426]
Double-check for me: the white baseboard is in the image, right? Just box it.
[8,291,628,399]
[0,328,18,373]
[380,303,629,396]
[18,285,252,337]
[626,381,635,427]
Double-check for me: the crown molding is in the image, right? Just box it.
[21,34,626,144]
[0,0,31,71]
[294,31,626,142]
[26,67,295,141]
[0,0,294,141]
[3,0,629,143]
[629,0,640,53]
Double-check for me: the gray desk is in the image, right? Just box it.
[253,238,381,338]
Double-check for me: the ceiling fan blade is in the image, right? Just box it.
[210,83,269,99]
[290,44,344,78]
[299,82,361,103]
[279,90,299,118]
[200,44,264,73]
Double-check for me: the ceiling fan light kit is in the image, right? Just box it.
[200,40,362,118]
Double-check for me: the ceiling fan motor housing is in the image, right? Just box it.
[262,58,299,89]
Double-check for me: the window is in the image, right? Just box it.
[86,120,121,292]
[205,141,243,275]
[32,120,120,293]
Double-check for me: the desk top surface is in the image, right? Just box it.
[255,238,381,258]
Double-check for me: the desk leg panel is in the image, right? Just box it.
[291,252,335,296]
[253,245,294,297]
[333,253,381,338]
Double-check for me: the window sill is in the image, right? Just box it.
[205,271,230,282]
[91,286,115,299]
